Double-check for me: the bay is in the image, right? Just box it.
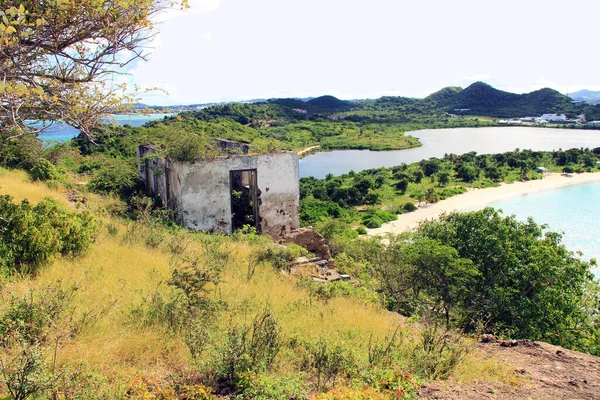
[299,127,600,178]
[37,113,173,143]
[486,181,600,276]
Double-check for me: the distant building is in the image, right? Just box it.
[537,114,567,123]
[292,108,307,114]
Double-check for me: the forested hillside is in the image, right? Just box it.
[159,82,600,140]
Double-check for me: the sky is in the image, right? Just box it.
[126,0,600,106]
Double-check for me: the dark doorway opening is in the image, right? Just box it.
[230,169,259,232]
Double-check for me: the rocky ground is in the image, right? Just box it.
[419,340,600,399]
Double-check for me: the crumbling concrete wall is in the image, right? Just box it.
[137,145,184,211]
[138,146,300,238]
[179,152,299,237]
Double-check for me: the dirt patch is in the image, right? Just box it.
[420,340,600,399]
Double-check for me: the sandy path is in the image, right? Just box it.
[368,172,600,236]
[297,145,320,156]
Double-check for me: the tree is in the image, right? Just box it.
[420,158,440,177]
[394,178,408,194]
[484,164,503,181]
[0,0,187,142]
[424,188,437,204]
[373,234,478,324]
[516,159,533,180]
[437,171,450,186]
[455,163,479,183]
[417,208,595,348]
[582,154,596,168]
[413,169,424,184]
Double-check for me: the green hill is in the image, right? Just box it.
[433,82,579,117]
[306,95,352,113]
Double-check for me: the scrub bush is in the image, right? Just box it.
[0,195,96,275]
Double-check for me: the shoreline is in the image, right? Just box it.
[367,172,600,236]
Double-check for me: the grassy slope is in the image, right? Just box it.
[0,170,518,398]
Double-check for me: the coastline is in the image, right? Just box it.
[367,172,600,236]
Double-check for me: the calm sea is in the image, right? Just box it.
[487,182,600,276]
[37,113,173,143]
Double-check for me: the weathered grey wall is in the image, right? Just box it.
[179,152,299,237]
[137,145,184,211]
[138,146,300,238]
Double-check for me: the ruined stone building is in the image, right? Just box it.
[137,140,300,238]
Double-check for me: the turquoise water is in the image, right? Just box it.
[487,181,600,275]
[37,113,173,143]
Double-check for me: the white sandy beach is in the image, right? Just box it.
[367,172,600,236]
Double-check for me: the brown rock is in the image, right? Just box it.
[281,227,333,260]
[481,334,498,343]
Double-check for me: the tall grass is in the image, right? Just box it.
[0,169,520,397]
[0,167,67,204]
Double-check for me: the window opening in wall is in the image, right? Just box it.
[230,169,259,232]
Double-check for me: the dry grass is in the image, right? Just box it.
[451,347,524,387]
[0,167,68,204]
[0,168,521,396]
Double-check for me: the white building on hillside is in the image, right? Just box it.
[537,114,567,123]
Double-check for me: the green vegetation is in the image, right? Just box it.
[2,15,600,395]
[333,209,599,354]
[299,147,600,226]
[416,209,597,350]
[1,170,512,399]
[0,195,95,275]
[1,122,600,398]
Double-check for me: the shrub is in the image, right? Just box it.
[361,209,397,229]
[0,195,96,275]
[238,374,307,400]
[436,186,467,200]
[402,202,418,212]
[356,226,367,235]
[299,200,347,225]
[77,156,105,173]
[210,309,281,393]
[394,178,409,193]
[29,158,65,183]
[87,158,141,198]
[0,285,76,347]
[315,218,353,240]
[298,338,357,392]
[410,316,468,380]
[255,245,300,270]
[0,345,53,400]
[363,216,383,229]
[0,134,42,169]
